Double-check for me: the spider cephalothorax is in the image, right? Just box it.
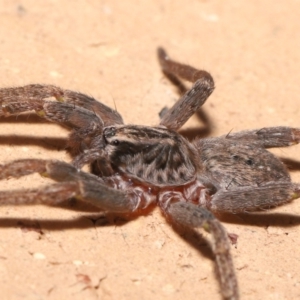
[103,125,198,185]
[1,48,300,300]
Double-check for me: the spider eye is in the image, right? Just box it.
[113,139,119,146]
[104,127,116,138]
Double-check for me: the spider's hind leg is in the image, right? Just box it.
[223,127,300,149]
[210,182,300,214]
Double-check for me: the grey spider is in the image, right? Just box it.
[1,48,300,300]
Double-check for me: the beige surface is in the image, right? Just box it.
[0,1,300,299]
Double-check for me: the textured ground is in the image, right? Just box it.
[0,1,300,299]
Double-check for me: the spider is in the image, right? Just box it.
[1,48,300,300]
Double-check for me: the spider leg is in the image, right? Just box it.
[0,84,123,126]
[0,181,79,206]
[0,97,103,130]
[210,182,300,214]
[224,127,300,148]
[161,198,239,300]
[157,48,214,130]
[0,159,138,212]
[0,96,107,161]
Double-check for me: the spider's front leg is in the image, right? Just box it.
[160,195,239,300]
[0,84,123,126]
[0,159,142,212]
[158,48,215,131]
[0,96,104,159]
[0,84,124,165]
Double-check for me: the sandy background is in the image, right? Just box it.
[0,0,300,299]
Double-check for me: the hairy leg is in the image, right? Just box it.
[160,197,239,300]
[0,159,137,212]
[0,84,123,126]
[0,181,79,206]
[224,127,300,148]
[0,97,106,159]
[0,98,103,130]
[157,48,214,130]
[168,202,238,300]
[210,182,300,213]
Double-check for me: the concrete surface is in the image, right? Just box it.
[0,1,299,299]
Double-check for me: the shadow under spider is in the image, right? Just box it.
[0,208,216,269]
[0,115,67,151]
[218,211,300,229]
[0,135,66,151]
[280,158,300,171]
